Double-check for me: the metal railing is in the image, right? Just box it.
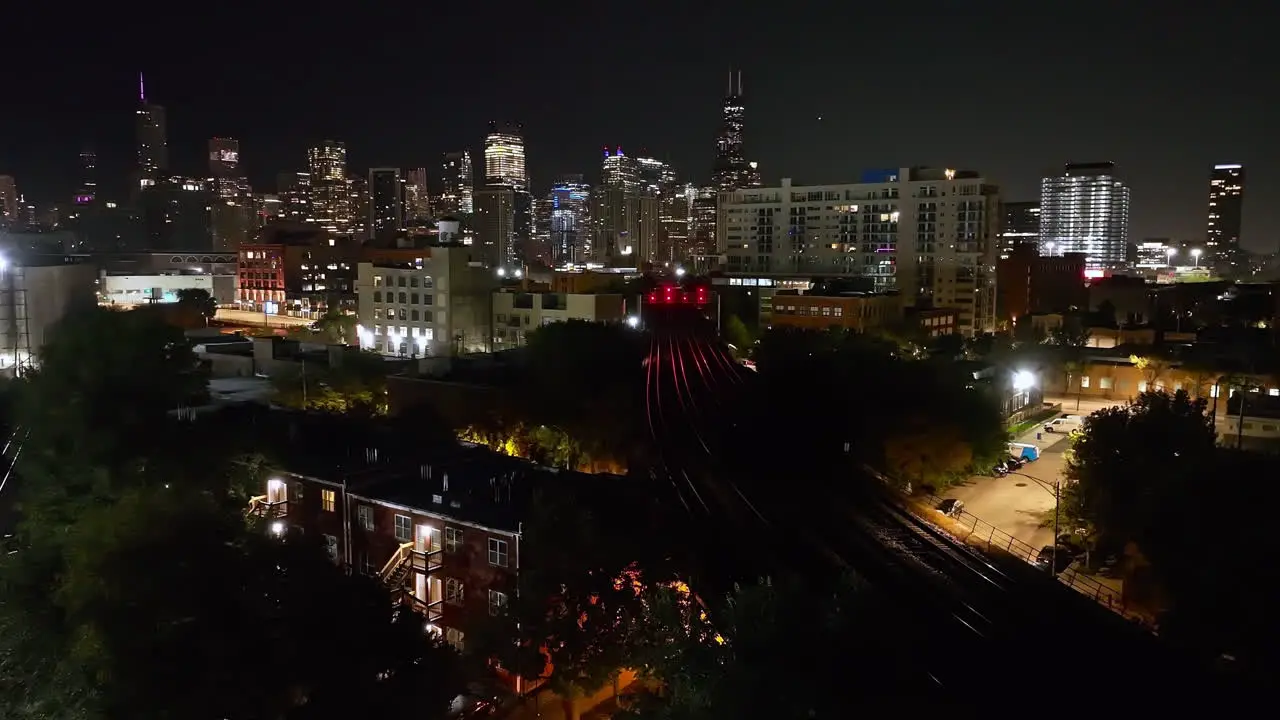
[861,462,1148,627]
[246,495,288,519]
[378,541,415,584]
[922,493,1138,619]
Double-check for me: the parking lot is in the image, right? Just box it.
[942,413,1080,550]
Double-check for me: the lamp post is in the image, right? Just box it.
[1191,248,1203,267]
[1007,470,1061,573]
[1166,247,1177,267]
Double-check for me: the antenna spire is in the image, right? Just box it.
[737,71,742,96]
[139,71,146,102]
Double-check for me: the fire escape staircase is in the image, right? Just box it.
[378,542,444,622]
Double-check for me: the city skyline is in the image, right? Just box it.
[2,4,1275,250]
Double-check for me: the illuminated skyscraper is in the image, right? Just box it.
[369,168,405,240]
[135,72,168,190]
[439,151,474,215]
[484,123,527,189]
[208,138,251,251]
[595,148,657,266]
[1206,163,1245,259]
[711,72,760,193]
[76,150,97,204]
[277,172,312,223]
[307,141,350,233]
[1039,162,1130,268]
[549,177,591,265]
[405,167,430,223]
[998,201,1040,259]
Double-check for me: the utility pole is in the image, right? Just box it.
[1052,480,1060,575]
[301,358,308,408]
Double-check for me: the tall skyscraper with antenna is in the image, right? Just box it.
[135,72,168,189]
[711,71,760,193]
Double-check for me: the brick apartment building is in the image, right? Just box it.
[249,433,618,659]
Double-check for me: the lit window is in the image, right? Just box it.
[321,489,335,512]
[445,627,465,651]
[394,514,412,542]
[488,538,508,567]
[1080,376,1090,388]
[358,505,374,531]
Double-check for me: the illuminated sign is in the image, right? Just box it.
[74,194,94,205]
[1083,269,1106,279]
[212,149,239,165]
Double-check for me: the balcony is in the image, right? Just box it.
[246,495,288,519]
[379,541,445,624]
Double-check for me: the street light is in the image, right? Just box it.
[1166,247,1177,267]
[1012,370,1036,392]
[1191,248,1203,267]
[1006,470,1061,574]
[1044,241,1056,257]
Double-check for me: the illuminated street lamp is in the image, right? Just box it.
[1012,370,1036,392]
[1166,247,1177,266]
[1191,248,1203,267]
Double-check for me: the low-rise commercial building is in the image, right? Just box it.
[491,290,626,349]
[98,272,236,306]
[0,253,97,374]
[769,289,902,333]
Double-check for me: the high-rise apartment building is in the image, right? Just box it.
[549,177,591,265]
[369,168,405,241]
[689,187,718,267]
[0,176,17,225]
[135,73,168,191]
[484,123,527,189]
[711,72,761,193]
[76,150,97,205]
[1206,163,1245,259]
[1038,162,1130,268]
[998,201,1040,259]
[594,148,658,266]
[208,138,251,252]
[307,141,351,234]
[405,167,430,223]
[277,172,312,223]
[473,187,515,268]
[347,174,370,240]
[661,185,695,265]
[439,151,473,215]
[482,124,530,266]
[718,168,1000,335]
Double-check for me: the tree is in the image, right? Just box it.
[40,487,461,718]
[1061,390,1216,547]
[722,313,754,358]
[1129,354,1171,389]
[271,350,390,416]
[310,307,358,346]
[883,421,973,491]
[1048,324,1091,348]
[176,287,218,326]
[463,480,662,719]
[620,576,928,718]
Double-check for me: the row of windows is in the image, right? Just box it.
[371,274,434,289]
[372,291,434,305]
[441,579,507,616]
[353,506,510,567]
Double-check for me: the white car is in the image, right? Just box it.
[1043,418,1081,433]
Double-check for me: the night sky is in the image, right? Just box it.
[4,4,1275,250]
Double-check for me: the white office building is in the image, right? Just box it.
[1039,162,1130,269]
[355,246,495,357]
[717,168,1000,334]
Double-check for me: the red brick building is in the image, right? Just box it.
[250,444,602,657]
[237,244,286,309]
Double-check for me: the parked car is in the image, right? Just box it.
[1035,544,1078,574]
[935,498,965,518]
[1043,417,1081,433]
